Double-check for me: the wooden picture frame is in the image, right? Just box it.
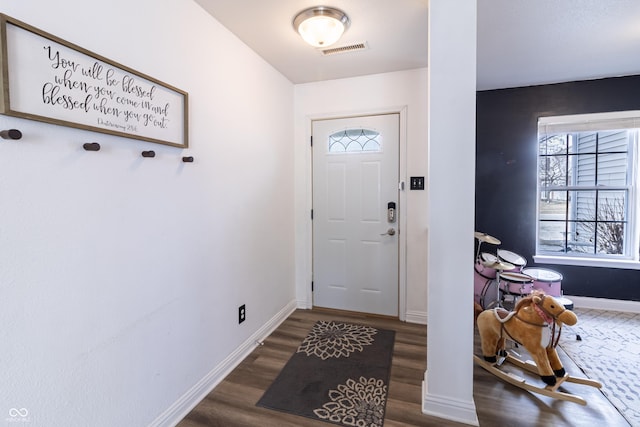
[0,14,188,148]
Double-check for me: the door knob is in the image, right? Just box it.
[380,228,396,236]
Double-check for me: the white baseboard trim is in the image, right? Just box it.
[566,295,640,313]
[296,297,312,309]
[149,299,298,427]
[422,381,479,426]
[405,310,428,325]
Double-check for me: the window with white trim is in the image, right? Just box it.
[536,111,640,266]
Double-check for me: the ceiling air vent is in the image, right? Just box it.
[320,41,368,56]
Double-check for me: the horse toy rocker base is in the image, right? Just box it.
[474,291,602,405]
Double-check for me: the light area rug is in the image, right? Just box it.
[560,308,640,427]
[257,320,395,427]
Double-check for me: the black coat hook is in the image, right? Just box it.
[141,150,155,158]
[0,129,22,140]
[182,156,194,163]
[83,142,101,151]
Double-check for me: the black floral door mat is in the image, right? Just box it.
[257,320,396,427]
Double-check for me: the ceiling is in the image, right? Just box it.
[194,0,640,90]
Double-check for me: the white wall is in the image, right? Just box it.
[294,69,429,321]
[0,1,295,426]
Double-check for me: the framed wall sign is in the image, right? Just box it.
[0,14,189,148]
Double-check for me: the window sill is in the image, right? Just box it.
[533,255,640,270]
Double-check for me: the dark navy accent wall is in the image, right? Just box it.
[476,75,640,301]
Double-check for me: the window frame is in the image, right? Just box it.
[534,111,640,270]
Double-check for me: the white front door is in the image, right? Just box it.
[312,114,399,316]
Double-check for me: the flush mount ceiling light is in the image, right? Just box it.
[293,6,350,48]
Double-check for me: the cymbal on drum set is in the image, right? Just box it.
[480,259,515,271]
[474,231,501,245]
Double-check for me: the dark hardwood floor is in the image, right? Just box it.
[177,308,630,427]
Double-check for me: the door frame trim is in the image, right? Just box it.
[305,106,408,320]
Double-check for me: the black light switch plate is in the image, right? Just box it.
[410,176,425,190]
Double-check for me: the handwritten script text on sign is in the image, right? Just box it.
[42,46,170,133]
[2,20,187,146]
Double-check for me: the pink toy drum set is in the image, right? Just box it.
[474,253,500,309]
[522,267,562,296]
[474,231,571,310]
[497,249,527,272]
[474,233,503,308]
[500,271,534,297]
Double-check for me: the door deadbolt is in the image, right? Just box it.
[387,202,396,223]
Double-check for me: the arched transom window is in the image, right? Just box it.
[328,129,381,153]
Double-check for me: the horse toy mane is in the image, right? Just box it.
[477,290,577,386]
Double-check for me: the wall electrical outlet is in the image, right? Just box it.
[238,304,246,324]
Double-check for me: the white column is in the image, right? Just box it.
[422,0,478,425]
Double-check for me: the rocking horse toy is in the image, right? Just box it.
[474,291,602,405]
